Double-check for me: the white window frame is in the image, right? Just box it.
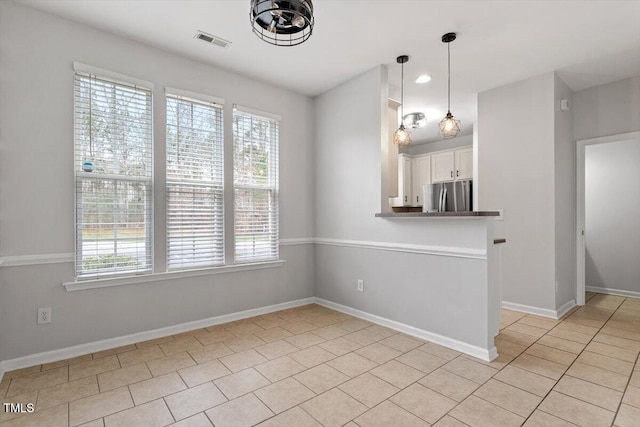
[165,88,225,270]
[232,105,280,263]
[73,63,154,280]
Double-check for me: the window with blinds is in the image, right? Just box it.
[74,69,153,279]
[233,108,280,263]
[166,92,224,270]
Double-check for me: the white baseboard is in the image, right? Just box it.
[314,298,497,362]
[1,294,506,380]
[501,300,576,320]
[501,301,558,319]
[586,286,640,299]
[0,297,315,380]
[556,299,577,319]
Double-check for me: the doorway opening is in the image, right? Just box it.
[576,131,640,306]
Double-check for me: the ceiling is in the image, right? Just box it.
[18,0,640,143]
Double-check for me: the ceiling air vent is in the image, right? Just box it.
[194,31,231,48]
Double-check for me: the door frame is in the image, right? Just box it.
[576,131,640,305]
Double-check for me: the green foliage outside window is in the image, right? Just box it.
[82,254,139,271]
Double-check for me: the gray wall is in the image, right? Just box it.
[0,1,315,361]
[574,76,640,297]
[585,140,640,294]
[478,73,557,311]
[554,75,576,309]
[478,73,640,311]
[573,76,640,141]
[314,66,498,349]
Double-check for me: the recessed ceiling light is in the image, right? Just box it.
[415,74,432,84]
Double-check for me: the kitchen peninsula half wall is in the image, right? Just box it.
[316,65,502,361]
[367,214,502,361]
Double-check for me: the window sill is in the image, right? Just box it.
[63,260,286,292]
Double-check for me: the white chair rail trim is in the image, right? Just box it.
[0,237,486,268]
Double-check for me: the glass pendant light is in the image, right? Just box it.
[439,33,461,139]
[393,55,411,147]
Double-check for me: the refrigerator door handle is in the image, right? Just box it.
[441,186,447,212]
[453,182,458,212]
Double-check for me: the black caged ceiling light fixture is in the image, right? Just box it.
[250,0,314,47]
[439,32,461,139]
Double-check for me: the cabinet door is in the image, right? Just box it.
[431,151,455,183]
[398,154,412,206]
[455,147,473,180]
[411,155,431,206]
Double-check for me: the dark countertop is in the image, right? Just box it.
[375,211,500,218]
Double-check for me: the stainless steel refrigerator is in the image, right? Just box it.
[423,180,473,212]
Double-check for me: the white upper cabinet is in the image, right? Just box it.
[393,146,472,207]
[398,153,412,206]
[431,151,455,183]
[455,147,473,180]
[411,155,431,206]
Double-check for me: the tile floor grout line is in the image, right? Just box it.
[472,393,529,421]
[159,396,176,425]
[247,324,422,426]
[418,353,502,426]
[339,348,459,425]
[447,412,474,427]
[436,295,626,426]
[535,407,581,426]
[2,298,637,427]
[77,395,166,427]
[166,315,349,424]
[551,379,621,414]
[426,319,544,425]
[608,315,640,427]
[296,398,327,427]
[348,373,432,425]
[162,395,178,424]
[569,351,636,376]
[518,295,626,425]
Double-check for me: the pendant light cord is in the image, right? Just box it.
[447,41,451,113]
[401,60,405,119]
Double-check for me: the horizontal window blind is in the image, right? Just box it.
[166,94,224,269]
[233,109,279,263]
[74,71,153,279]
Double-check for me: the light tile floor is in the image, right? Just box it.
[1,292,638,426]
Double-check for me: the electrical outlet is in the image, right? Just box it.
[357,279,364,292]
[37,307,51,325]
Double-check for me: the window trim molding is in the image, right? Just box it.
[63,260,286,291]
[73,62,154,90]
[233,104,281,121]
[165,90,226,271]
[73,66,155,279]
[165,87,224,106]
[232,109,280,263]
